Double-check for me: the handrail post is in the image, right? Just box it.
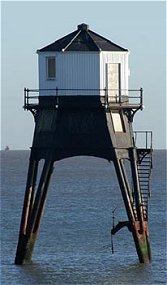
[24,88,26,108]
[24,88,29,109]
[119,88,121,104]
[151,131,153,150]
[56,87,59,106]
[140,88,143,110]
[56,87,58,96]
[146,131,148,149]
[27,88,29,107]
[104,88,108,107]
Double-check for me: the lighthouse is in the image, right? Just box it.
[15,24,153,265]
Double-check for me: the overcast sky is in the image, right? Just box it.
[1,1,166,149]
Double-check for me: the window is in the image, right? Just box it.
[47,57,55,79]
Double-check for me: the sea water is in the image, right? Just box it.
[1,150,166,285]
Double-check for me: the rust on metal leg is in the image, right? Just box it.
[15,155,38,265]
[131,221,151,263]
[15,158,54,265]
[24,159,54,262]
[112,151,151,263]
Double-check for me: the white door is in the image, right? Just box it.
[106,63,120,102]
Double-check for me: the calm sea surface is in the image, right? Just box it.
[1,150,166,285]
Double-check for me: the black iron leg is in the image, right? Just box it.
[15,157,54,265]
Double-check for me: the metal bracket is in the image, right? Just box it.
[124,108,140,122]
[29,109,38,121]
[136,149,152,165]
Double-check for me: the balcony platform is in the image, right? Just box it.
[23,88,143,112]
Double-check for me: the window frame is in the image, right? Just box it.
[46,56,56,80]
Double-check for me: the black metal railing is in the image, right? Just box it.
[133,131,153,150]
[24,88,143,110]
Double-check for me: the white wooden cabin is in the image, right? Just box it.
[37,23,129,99]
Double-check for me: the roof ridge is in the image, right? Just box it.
[87,30,101,51]
[62,30,81,52]
[88,29,128,51]
[38,30,78,52]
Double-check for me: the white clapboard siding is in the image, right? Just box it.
[38,51,129,96]
[39,52,100,96]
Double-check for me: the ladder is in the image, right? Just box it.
[137,150,152,220]
[133,131,153,221]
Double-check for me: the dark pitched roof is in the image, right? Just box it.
[38,23,128,52]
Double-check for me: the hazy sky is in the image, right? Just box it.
[1,1,166,149]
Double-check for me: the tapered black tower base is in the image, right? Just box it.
[15,95,152,264]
